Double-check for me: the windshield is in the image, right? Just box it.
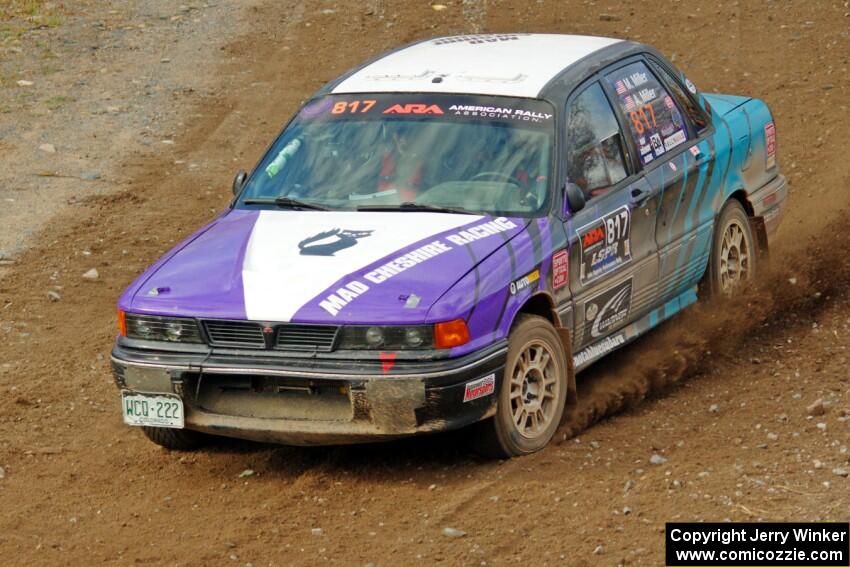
[237,94,555,216]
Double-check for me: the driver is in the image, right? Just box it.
[378,123,424,202]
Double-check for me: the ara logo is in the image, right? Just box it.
[582,227,605,248]
[383,103,444,115]
[298,228,373,256]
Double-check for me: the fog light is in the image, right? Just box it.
[365,326,384,347]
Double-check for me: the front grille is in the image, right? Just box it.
[203,320,265,348]
[276,324,338,352]
[201,320,340,351]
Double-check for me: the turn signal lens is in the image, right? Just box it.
[117,309,127,337]
[434,319,470,349]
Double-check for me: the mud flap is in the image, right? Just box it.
[556,327,577,414]
[750,215,769,262]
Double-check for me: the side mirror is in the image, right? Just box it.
[564,182,586,214]
[232,170,248,196]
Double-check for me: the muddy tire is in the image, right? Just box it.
[473,314,568,458]
[142,426,207,450]
[706,199,757,296]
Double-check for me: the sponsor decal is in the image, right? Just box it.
[552,250,569,290]
[432,34,526,46]
[319,280,371,317]
[610,62,691,163]
[649,133,665,156]
[669,161,678,172]
[463,373,496,402]
[573,332,626,367]
[689,145,701,158]
[448,104,552,123]
[585,278,633,339]
[365,240,453,283]
[444,217,516,245]
[663,129,687,152]
[578,206,632,284]
[510,269,540,295]
[403,293,421,309]
[684,77,697,94]
[379,352,397,373]
[318,217,518,317]
[765,122,777,169]
[383,103,444,115]
[299,228,374,256]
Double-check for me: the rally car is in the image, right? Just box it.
[112,34,786,457]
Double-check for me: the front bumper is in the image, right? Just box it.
[111,341,506,445]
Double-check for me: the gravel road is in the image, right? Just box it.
[0,1,848,565]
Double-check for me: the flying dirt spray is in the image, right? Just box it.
[557,215,850,440]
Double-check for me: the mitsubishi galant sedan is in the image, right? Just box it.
[112,34,786,457]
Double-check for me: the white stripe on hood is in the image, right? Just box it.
[242,210,481,321]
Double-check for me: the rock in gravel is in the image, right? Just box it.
[238,469,255,478]
[0,466,5,479]
[81,171,102,181]
[813,459,824,469]
[17,80,34,86]
[807,399,826,416]
[82,268,99,281]
[311,528,323,536]
[39,143,56,154]
[442,527,466,538]
[833,468,849,478]
[709,403,719,413]
[649,454,668,465]
[47,291,61,302]
[593,545,604,555]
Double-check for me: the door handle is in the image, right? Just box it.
[630,187,653,206]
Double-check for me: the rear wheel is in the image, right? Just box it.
[474,314,568,458]
[707,199,757,296]
[142,426,207,450]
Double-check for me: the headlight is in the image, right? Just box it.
[123,313,203,343]
[337,325,435,350]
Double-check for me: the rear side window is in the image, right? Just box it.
[606,61,690,166]
[648,59,709,133]
[565,82,629,200]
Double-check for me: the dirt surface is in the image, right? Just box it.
[1,1,849,565]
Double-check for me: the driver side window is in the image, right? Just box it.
[565,82,629,200]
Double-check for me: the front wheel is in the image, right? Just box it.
[706,199,758,296]
[473,314,568,458]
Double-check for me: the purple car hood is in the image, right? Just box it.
[120,209,529,325]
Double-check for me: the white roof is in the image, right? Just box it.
[332,34,621,98]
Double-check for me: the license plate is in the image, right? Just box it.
[121,391,184,429]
